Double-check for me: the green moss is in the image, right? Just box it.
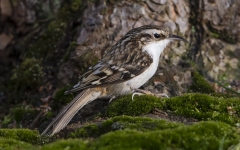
[2,107,38,127]
[190,72,215,93]
[165,94,240,125]
[105,93,240,125]
[63,41,77,62]
[69,124,99,138]
[39,121,239,149]
[44,112,54,120]
[0,137,34,150]
[27,20,66,59]
[39,135,57,146]
[0,129,40,145]
[207,22,237,44]
[2,115,12,127]
[51,86,74,111]
[68,116,182,138]
[106,95,164,117]
[210,93,236,98]
[80,51,99,70]
[57,0,84,21]
[13,108,38,124]
[10,58,43,92]
[41,139,88,150]
[92,121,239,150]
[210,32,220,39]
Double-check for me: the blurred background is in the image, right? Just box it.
[0,0,239,130]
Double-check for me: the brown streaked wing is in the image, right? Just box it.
[65,37,153,94]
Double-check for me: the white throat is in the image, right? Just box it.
[126,39,171,89]
[143,39,171,63]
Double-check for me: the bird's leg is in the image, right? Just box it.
[133,88,154,95]
[127,83,168,100]
[127,84,144,100]
[132,88,169,100]
[154,93,169,98]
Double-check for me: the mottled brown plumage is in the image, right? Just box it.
[65,25,170,94]
[42,25,188,135]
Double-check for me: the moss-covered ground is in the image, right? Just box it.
[106,94,240,125]
[1,93,240,149]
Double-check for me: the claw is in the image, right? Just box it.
[132,92,144,100]
[155,93,169,98]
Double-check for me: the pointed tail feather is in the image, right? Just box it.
[41,88,102,136]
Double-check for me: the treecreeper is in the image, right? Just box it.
[41,25,188,135]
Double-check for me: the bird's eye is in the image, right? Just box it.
[154,33,160,38]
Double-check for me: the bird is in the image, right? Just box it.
[41,25,188,135]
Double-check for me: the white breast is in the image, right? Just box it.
[126,39,171,89]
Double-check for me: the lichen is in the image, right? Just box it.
[189,71,215,93]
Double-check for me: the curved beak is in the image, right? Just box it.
[168,34,188,43]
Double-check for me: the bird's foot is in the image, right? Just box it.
[131,92,144,100]
[132,88,169,100]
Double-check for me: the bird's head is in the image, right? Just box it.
[124,25,188,58]
[126,25,188,45]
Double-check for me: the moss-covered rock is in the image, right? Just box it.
[10,58,43,92]
[2,107,38,127]
[165,93,240,125]
[0,137,34,150]
[189,72,215,93]
[106,94,164,117]
[69,116,182,138]
[0,129,40,144]
[91,121,239,150]
[51,86,74,111]
[2,93,239,149]
[43,121,239,150]
[26,20,67,59]
[106,93,240,125]
[57,0,84,21]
